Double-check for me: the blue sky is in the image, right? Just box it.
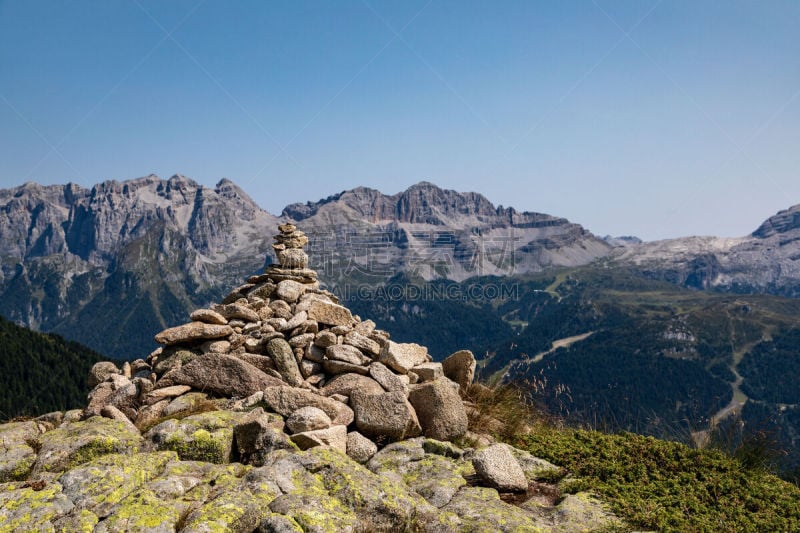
[1,1,798,240]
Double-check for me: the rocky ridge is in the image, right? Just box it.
[0,224,621,532]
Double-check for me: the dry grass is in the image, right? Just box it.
[461,382,549,441]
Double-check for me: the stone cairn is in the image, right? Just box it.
[85,222,483,463]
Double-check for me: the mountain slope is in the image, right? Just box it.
[612,203,800,296]
[0,316,104,419]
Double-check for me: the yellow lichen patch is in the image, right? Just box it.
[94,486,185,532]
[0,482,74,532]
[56,452,175,518]
[32,417,143,474]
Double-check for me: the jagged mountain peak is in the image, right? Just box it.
[752,203,800,238]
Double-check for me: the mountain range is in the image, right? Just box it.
[2,175,800,476]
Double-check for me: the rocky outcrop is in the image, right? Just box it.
[0,223,624,531]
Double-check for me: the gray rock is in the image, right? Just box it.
[284,310,308,331]
[323,359,370,376]
[262,386,354,426]
[378,341,430,374]
[442,349,476,390]
[346,431,378,463]
[233,408,294,465]
[160,353,284,397]
[408,379,468,441]
[471,444,528,492]
[369,361,408,394]
[275,280,305,303]
[134,399,170,430]
[350,390,421,441]
[100,405,138,433]
[269,299,293,319]
[320,373,384,398]
[307,300,353,326]
[291,425,347,452]
[189,308,228,325]
[0,421,41,482]
[154,322,234,346]
[212,302,260,323]
[33,416,144,474]
[285,406,331,434]
[304,343,326,362]
[313,330,337,348]
[442,486,541,531]
[88,361,120,388]
[299,359,322,379]
[266,338,304,387]
[161,392,209,417]
[257,514,304,533]
[343,330,381,356]
[411,362,444,382]
[326,344,371,366]
[143,385,192,404]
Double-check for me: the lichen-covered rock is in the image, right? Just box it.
[508,446,563,481]
[442,486,545,532]
[146,410,245,463]
[162,391,210,417]
[351,390,422,441]
[58,451,176,518]
[522,491,623,532]
[408,379,468,441]
[471,443,529,493]
[212,302,260,323]
[0,480,75,531]
[32,416,144,474]
[0,421,42,482]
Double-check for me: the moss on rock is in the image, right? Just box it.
[146,410,245,463]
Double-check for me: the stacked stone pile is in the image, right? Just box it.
[85,222,477,462]
[0,224,623,531]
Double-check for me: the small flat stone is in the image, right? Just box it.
[285,406,332,434]
[189,308,228,325]
[291,425,347,452]
[411,362,443,382]
[326,344,371,366]
[154,322,233,346]
[307,300,353,326]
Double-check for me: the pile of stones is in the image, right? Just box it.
[0,224,621,530]
[85,222,479,463]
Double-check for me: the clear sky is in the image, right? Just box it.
[1,1,798,240]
